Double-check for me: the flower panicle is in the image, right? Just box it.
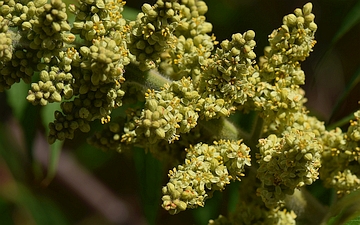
[161,140,251,215]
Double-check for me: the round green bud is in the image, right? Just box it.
[145,46,154,54]
[142,4,153,15]
[143,119,152,127]
[31,83,41,92]
[0,5,11,14]
[244,30,255,41]
[309,22,317,31]
[175,200,187,212]
[43,92,51,99]
[304,153,313,161]
[51,92,62,102]
[304,13,315,23]
[152,121,160,128]
[146,99,158,111]
[52,22,61,32]
[73,21,84,30]
[55,122,63,131]
[68,4,76,13]
[21,21,32,30]
[197,1,208,15]
[96,0,105,9]
[155,128,166,139]
[79,107,90,119]
[51,0,63,9]
[57,11,67,21]
[26,93,36,102]
[285,14,297,26]
[302,2,313,16]
[40,98,48,106]
[79,123,91,133]
[297,17,305,25]
[294,8,303,17]
[113,134,120,141]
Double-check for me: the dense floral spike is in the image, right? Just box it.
[70,0,127,41]
[0,0,74,91]
[200,30,259,115]
[128,0,182,71]
[27,0,71,52]
[320,110,360,194]
[43,0,129,143]
[122,77,201,146]
[0,45,38,91]
[257,126,322,208]
[0,16,12,64]
[158,0,216,81]
[162,140,251,214]
[254,3,316,121]
[121,74,248,147]
[208,175,297,225]
[26,67,74,105]
[0,14,16,91]
[42,35,128,143]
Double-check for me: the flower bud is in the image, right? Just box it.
[21,21,32,30]
[302,2,313,16]
[244,30,255,41]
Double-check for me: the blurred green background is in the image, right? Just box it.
[1,0,360,224]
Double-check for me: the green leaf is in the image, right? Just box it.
[40,103,63,185]
[230,111,256,135]
[75,143,113,171]
[343,216,360,225]
[0,123,26,180]
[0,125,68,224]
[193,191,222,225]
[41,140,62,186]
[324,189,360,225]
[6,80,29,120]
[133,147,164,225]
[327,111,355,131]
[331,1,360,45]
[327,211,360,225]
[15,183,70,225]
[227,181,240,213]
[41,102,61,134]
[123,6,140,21]
[0,197,13,225]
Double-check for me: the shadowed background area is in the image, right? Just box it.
[0,0,360,224]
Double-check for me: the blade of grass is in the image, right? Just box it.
[41,140,62,186]
[0,179,70,225]
[327,111,355,130]
[330,1,360,46]
[322,189,360,225]
[40,102,63,185]
[0,122,69,225]
[328,65,360,125]
[312,1,360,89]
[133,147,164,225]
[6,80,29,121]
[0,123,26,181]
